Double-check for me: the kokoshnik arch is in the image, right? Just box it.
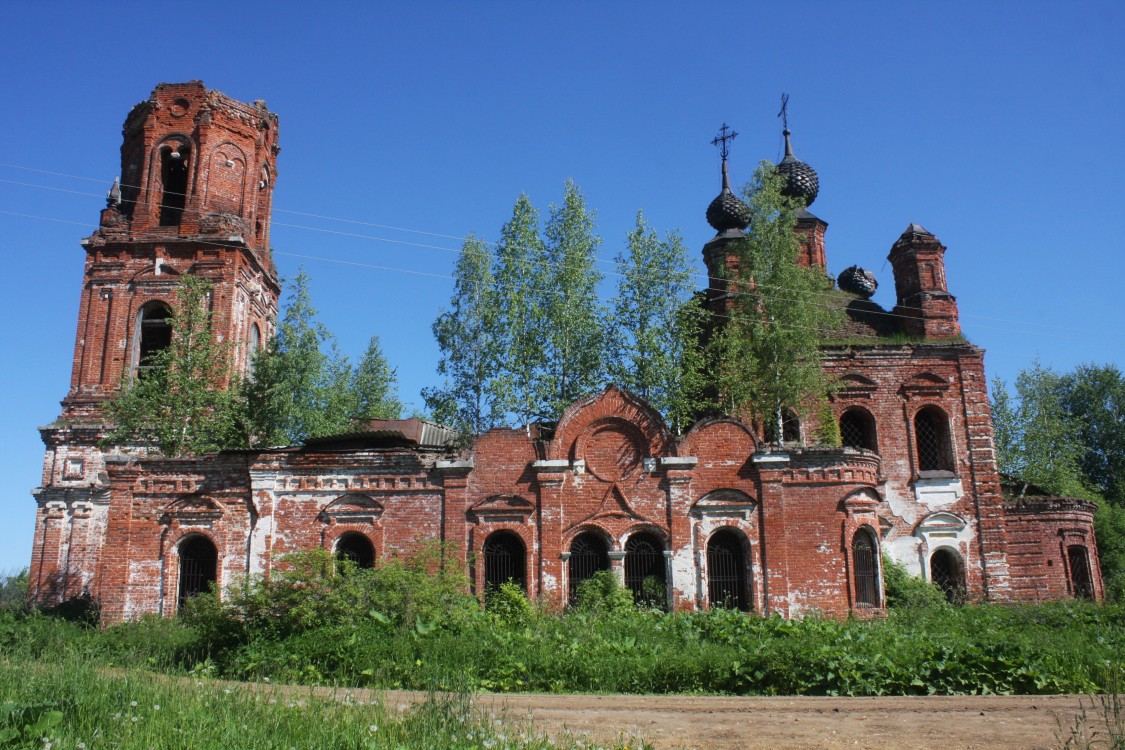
[29,82,1104,622]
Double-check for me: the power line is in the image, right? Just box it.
[0,163,1111,338]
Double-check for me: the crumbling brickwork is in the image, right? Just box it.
[29,82,1102,622]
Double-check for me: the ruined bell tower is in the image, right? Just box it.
[31,82,281,606]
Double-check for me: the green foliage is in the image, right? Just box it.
[485,581,535,628]
[992,362,1091,499]
[541,181,607,417]
[245,269,354,445]
[710,163,841,437]
[609,212,709,434]
[882,555,948,609]
[246,270,402,445]
[0,700,64,748]
[491,194,550,430]
[103,276,244,456]
[573,571,635,615]
[1060,363,1125,506]
[349,335,402,421]
[1096,502,1125,602]
[423,235,504,434]
[815,398,842,447]
[0,571,28,615]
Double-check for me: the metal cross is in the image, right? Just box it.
[778,93,790,130]
[710,123,738,160]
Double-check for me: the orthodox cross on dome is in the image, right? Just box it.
[778,92,790,131]
[710,123,738,161]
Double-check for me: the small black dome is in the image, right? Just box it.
[776,129,819,207]
[837,265,878,299]
[707,187,751,232]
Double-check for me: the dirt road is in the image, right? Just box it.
[462,691,1090,750]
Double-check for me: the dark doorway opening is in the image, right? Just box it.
[929,548,966,604]
[568,532,609,604]
[483,531,526,592]
[177,536,217,609]
[335,532,375,570]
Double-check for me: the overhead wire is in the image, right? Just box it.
[0,162,1108,340]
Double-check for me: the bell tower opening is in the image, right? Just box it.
[159,144,190,226]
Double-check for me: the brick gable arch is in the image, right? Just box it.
[549,386,672,462]
[319,494,384,561]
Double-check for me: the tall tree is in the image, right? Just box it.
[103,275,242,456]
[609,211,707,433]
[246,269,355,445]
[541,180,607,417]
[1059,364,1125,505]
[710,163,839,443]
[991,362,1090,499]
[350,335,402,422]
[422,235,504,434]
[490,195,549,431]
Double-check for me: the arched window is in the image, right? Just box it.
[852,528,880,608]
[765,408,801,445]
[159,142,190,226]
[177,535,217,609]
[929,547,966,604]
[707,529,750,611]
[136,303,172,375]
[914,406,953,472]
[1067,545,1094,599]
[839,408,877,451]
[624,532,667,609]
[335,532,375,570]
[568,532,609,604]
[483,531,526,592]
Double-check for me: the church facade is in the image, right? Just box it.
[29,82,1103,623]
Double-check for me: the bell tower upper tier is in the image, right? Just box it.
[60,82,281,421]
[103,81,280,255]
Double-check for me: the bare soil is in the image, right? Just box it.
[462,691,1087,750]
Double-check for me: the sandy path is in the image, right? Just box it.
[459,691,1089,750]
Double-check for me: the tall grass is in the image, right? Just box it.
[0,656,649,750]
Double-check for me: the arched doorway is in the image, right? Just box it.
[839,408,877,451]
[568,532,609,604]
[624,532,667,609]
[483,531,526,592]
[929,547,966,604]
[335,532,375,570]
[706,529,750,611]
[177,535,217,609]
[136,302,172,375]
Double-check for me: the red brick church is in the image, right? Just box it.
[29,82,1104,622]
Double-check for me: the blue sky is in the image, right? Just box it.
[1,1,1122,572]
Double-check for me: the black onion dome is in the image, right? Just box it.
[776,129,819,207]
[837,265,878,299]
[706,160,751,232]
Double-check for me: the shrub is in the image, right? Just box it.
[882,555,948,608]
[573,571,634,615]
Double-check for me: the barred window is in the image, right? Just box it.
[483,531,526,593]
[839,408,876,451]
[914,407,953,472]
[852,529,880,608]
[707,529,749,611]
[178,536,217,609]
[624,532,667,609]
[765,408,801,445]
[568,532,609,604]
[335,532,375,570]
